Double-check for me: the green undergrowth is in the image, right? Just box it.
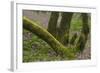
[23,29,68,62]
[23,13,90,62]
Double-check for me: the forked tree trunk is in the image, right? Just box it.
[23,17,75,59]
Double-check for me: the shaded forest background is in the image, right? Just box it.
[23,10,91,62]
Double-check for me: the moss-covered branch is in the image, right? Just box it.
[23,17,75,59]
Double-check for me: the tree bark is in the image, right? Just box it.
[81,13,90,37]
[69,33,77,45]
[58,12,73,45]
[76,13,90,52]
[23,17,75,59]
[47,12,59,37]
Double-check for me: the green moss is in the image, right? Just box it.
[23,17,75,60]
[70,13,82,31]
[23,17,76,62]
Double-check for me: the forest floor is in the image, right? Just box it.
[23,29,91,62]
[23,11,91,62]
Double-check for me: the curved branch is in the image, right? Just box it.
[23,17,75,59]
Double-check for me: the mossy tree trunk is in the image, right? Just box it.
[69,33,77,45]
[76,13,90,52]
[81,13,90,37]
[47,12,73,46]
[58,12,73,45]
[23,17,75,59]
[47,12,59,37]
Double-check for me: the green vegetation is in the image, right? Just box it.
[23,12,91,62]
[23,30,67,62]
